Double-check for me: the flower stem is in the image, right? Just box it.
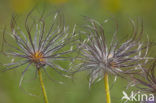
[38,68,49,103]
[104,73,111,103]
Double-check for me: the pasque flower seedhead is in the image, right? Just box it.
[75,18,151,86]
[2,10,77,86]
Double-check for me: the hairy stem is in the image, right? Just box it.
[104,73,111,103]
[38,68,49,103]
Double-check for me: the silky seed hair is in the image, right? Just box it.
[74,17,151,87]
[129,60,156,95]
[2,10,78,86]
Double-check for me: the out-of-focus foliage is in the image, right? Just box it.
[122,0,155,15]
[45,0,69,4]
[100,0,156,15]
[100,0,121,13]
[10,0,35,13]
[9,0,69,14]
[0,1,10,25]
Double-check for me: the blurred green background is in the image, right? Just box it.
[0,0,156,103]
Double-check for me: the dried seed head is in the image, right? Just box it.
[2,10,77,86]
[74,17,151,86]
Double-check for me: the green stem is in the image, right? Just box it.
[104,73,111,103]
[38,69,49,103]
